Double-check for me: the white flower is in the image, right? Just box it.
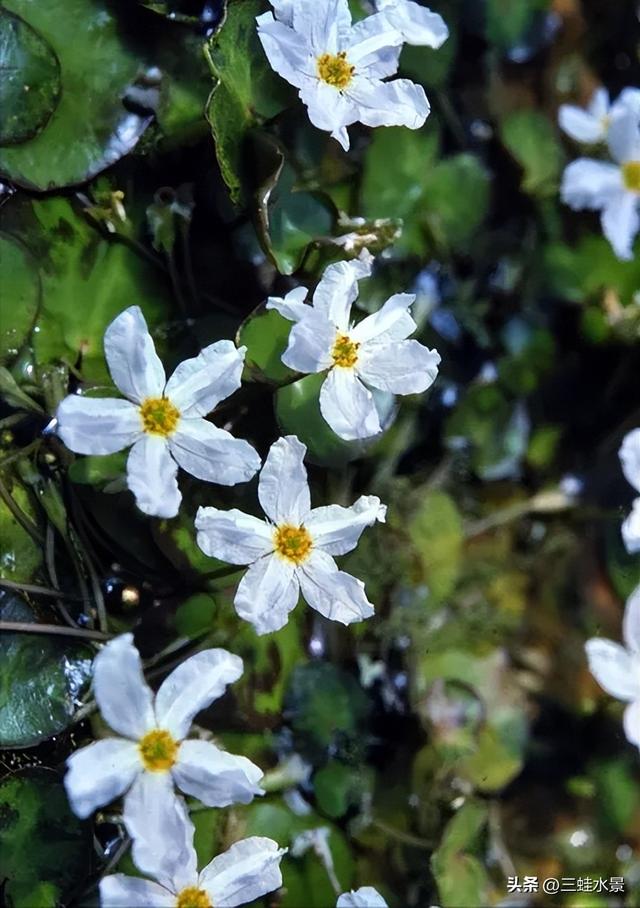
[267,254,441,440]
[558,86,640,144]
[56,306,260,518]
[337,887,389,907]
[65,635,264,829]
[101,793,285,908]
[560,106,640,260]
[195,435,386,635]
[620,428,640,554]
[375,0,448,48]
[585,585,640,751]
[256,0,430,151]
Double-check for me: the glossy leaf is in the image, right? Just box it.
[237,305,295,383]
[0,233,40,364]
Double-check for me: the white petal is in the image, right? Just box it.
[268,0,294,26]
[620,428,640,493]
[291,0,352,54]
[345,12,403,66]
[376,0,448,48]
[155,649,244,739]
[558,105,604,143]
[173,739,264,808]
[258,435,310,523]
[65,738,140,819]
[312,253,372,331]
[612,87,640,118]
[337,887,389,908]
[623,700,640,750]
[623,585,640,654]
[127,436,181,518]
[306,495,386,556]
[351,293,417,344]
[104,306,165,404]
[280,309,336,373]
[195,507,274,565]
[256,13,313,90]
[123,773,197,891]
[266,286,310,321]
[588,87,610,120]
[319,368,381,440]
[56,396,141,455]
[164,341,245,418]
[607,107,640,163]
[299,549,375,624]
[200,837,285,908]
[601,190,639,261]
[622,499,640,554]
[357,339,440,395]
[300,79,359,151]
[94,633,156,739]
[169,419,260,486]
[347,76,429,130]
[585,639,640,702]
[234,554,300,634]
[560,159,622,210]
[100,875,174,908]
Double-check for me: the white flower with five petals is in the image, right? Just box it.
[585,585,640,751]
[375,0,448,48]
[256,0,430,151]
[337,887,389,907]
[64,635,264,833]
[267,254,441,440]
[559,86,640,145]
[195,435,386,635]
[620,428,640,554]
[56,306,260,518]
[560,106,640,260]
[101,793,284,908]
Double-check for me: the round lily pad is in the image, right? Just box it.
[0,8,61,146]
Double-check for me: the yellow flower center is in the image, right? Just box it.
[175,887,212,908]
[138,729,178,772]
[622,160,640,193]
[316,51,354,90]
[274,524,313,565]
[331,334,360,369]
[139,396,180,437]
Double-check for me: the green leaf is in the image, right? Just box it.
[275,373,374,467]
[432,801,490,908]
[236,305,295,383]
[0,479,43,583]
[0,0,149,190]
[543,235,640,306]
[0,8,61,146]
[421,153,490,248]
[0,591,93,748]
[205,0,291,202]
[500,110,564,197]
[314,761,367,819]
[4,196,169,381]
[408,490,463,603]
[486,0,545,48]
[0,233,40,364]
[0,767,92,908]
[174,592,217,638]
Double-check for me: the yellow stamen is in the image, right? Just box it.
[622,160,640,193]
[138,729,178,772]
[175,887,212,908]
[331,334,359,369]
[139,396,180,437]
[316,51,354,90]
[274,524,313,565]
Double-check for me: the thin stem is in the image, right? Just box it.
[167,250,188,316]
[0,438,41,470]
[0,621,110,641]
[0,413,28,430]
[0,475,44,543]
[370,818,434,851]
[0,578,86,600]
[45,522,79,629]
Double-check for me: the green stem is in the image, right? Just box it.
[0,620,109,641]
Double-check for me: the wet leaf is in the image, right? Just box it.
[0,8,61,146]
[0,0,150,190]
[0,233,40,363]
[0,767,92,908]
[0,478,42,583]
[0,591,93,748]
[236,305,295,384]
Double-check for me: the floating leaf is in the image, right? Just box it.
[236,305,295,383]
[0,591,93,748]
[0,479,42,583]
[0,767,92,908]
[0,8,61,146]
[0,0,150,190]
[0,233,40,364]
